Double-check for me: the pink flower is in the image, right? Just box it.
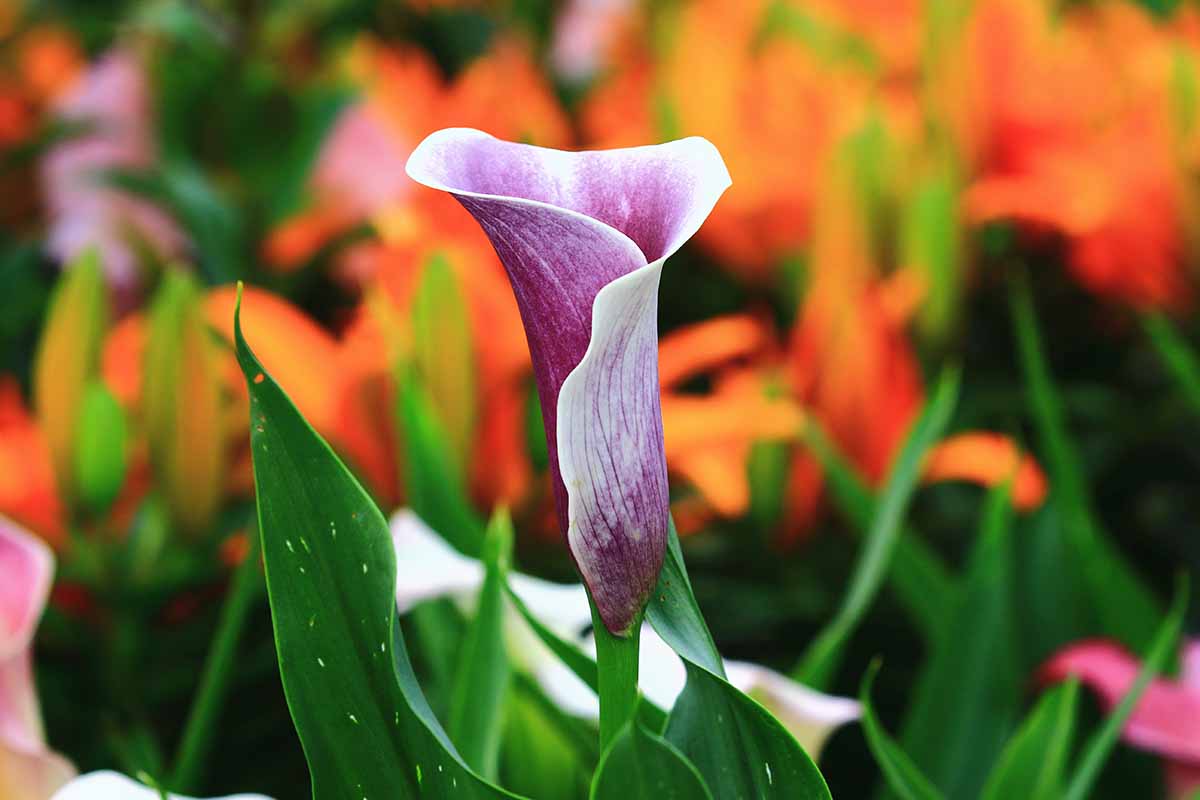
[40,50,185,301]
[1041,639,1200,798]
[0,516,75,799]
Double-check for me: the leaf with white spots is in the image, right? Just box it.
[235,290,523,799]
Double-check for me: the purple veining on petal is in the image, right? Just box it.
[406,129,730,632]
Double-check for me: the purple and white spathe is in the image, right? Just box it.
[405,129,730,634]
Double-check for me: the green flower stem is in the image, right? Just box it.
[1142,312,1200,416]
[590,597,642,751]
[170,531,262,792]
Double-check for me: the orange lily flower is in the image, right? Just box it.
[580,0,876,281]
[956,0,1194,309]
[0,379,64,546]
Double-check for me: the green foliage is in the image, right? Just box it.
[1009,273,1161,650]
[858,663,944,800]
[796,366,961,688]
[980,680,1079,800]
[590,716,712,800]
[895,484,1021,799]
[235,290,522,799]
[648,523,832,799]
[448,510,514,778]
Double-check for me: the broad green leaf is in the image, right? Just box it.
[398,372,485,556]
[412,253,478,474]
[796,366,961,688]
[647,522,831,799]
[1142,312,1200,416]
[897,484,1021,799]
[1010,273,1160,649]
[981,679,1079,800]
[234,292,523,799]
[590,717,712,800]
[859,663,944,800]
[34,249,107,504]
[803,420,956,643]
[448,510,513,778]
[1062,576,1189,800]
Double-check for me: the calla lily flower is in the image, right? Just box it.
[406,128,731,633]
[50,771,273,800]
[0,516,75,799]
[1040,639,1200,799]
[390,510,859,757]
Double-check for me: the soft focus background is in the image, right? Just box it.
[2,0,1199,797]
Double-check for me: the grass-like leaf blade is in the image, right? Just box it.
[796,366,961,688]
[859,663,944,800]
[980,679,1079,800]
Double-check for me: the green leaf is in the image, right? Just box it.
[448,510,514,778]
[803,420,956,643]
[398,372,486,556]
[234,290,523,799]
[1142,312,1200,416]
[590,717,713,800]
[1062,575,1189,800]
[981,679,1079,800]
[647,522,831,799]
[795,366,961,688]
[859,663,944,800]
[897,484,1021,798]
[1009,273,1160,649]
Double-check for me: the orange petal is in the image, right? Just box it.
[661,392,804,460]
[672,445,752,518]
[658,315,773,389]
[0,379,64,546]
[922,431,1048,511]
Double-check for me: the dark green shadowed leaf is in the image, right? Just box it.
[234,289,523,799]
[448,509,514,779]
[897,484,1021,799]
[796,366,961,689]
[1009,273,1160,649]
[1062,575,1189,800]
[1142,312,1200,416]
[981,679,1079,800]
[859,663,944,800]
[647,522,831,799]
[590,716,713,800]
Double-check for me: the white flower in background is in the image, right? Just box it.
[50,771,273,800]
[390,509,860,759]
